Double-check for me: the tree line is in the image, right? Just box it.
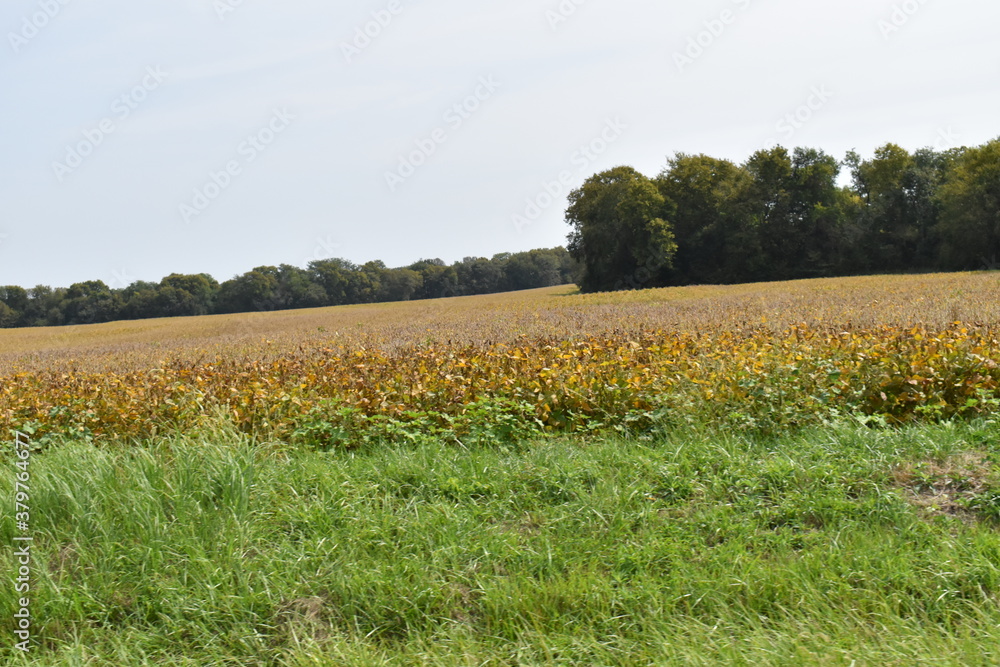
[0,248,576,328]
[567,139,1000,292]
[5,138,997,328]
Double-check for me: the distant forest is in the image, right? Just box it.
[0,249,577,328]
[2,138,999,328]
[567,138,1000,292]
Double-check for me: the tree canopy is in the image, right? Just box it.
[0,249,578,328]
[567,166,677,292]
[568,138,1000,292]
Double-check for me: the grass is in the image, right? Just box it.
[3,417,1000,665]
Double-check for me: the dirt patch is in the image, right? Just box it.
[274,596,330,642]
[893,451,996,520]
[47,543,94,580]
[447,583,481,624]
[48,543,77,576]
[497,513,545,537]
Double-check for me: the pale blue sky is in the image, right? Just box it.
[2,0,997,288]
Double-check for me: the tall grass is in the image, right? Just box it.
[1,417,1000,664]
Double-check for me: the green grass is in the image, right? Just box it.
[3,417,1000,665]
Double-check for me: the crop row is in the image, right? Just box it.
[2,323,998,447]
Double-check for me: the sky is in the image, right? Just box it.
[1,0,997,289]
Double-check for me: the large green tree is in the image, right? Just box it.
[159,273,219,316]
[455,257,503,295]
[937,139,1000,269]
[0,286,28,327]
[846,143,917,271]
[22,286,66,327]
[845,144,958,273]
[63,280,121,324]
[216,268,280,313]
[408,259,459,300]
[656,154,745,284]
[786,147,845,278]
[377,268,423,302]
[567,166,677,292]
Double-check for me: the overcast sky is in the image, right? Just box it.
[1,0,997,288]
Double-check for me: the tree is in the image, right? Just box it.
[552,247,581,284]
[655,155,744,284]
[847,143,915,271]
[377,268,423,302]
[409,259,459,299]
[216,268,280,313]
[0,286,28,327]
[0,302,19,328]
[454,257,503,295]
[735,147,847,280]
[908,148,953,269]
[502,250,563,291]
[121,281,160,320]
[567,166,677,292]
[354,261,385,304]
[63,280,121,325]
[741,147,794,280]
[937,139,1000,269]
[22,286,66,327]
[308,258,357,306]
[844,144,958,273]
[787,147,845,277]
[267,265,327,310]
[159,273,219,316]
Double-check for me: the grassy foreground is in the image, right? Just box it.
[3,418,1000,665]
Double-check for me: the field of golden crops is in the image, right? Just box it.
[2,272,999,444]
